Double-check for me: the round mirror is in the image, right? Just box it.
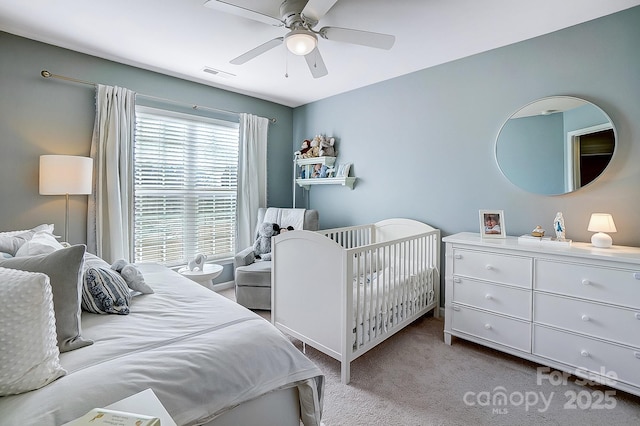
[495,96,616,195]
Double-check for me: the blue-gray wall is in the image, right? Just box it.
[293,6,640,249]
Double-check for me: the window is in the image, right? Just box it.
[134,106,239,266]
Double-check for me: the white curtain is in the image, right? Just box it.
[87,85,136,263]
[236,113,269,250]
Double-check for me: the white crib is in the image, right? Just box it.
[272,218,440,384]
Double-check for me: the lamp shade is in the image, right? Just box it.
[39,155,93,195]
[285,29,317,56]
[587,213,617,233]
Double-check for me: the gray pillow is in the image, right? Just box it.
[0,245,93,352]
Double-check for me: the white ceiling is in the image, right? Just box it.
[1,0,639,108]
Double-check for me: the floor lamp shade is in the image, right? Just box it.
[39,155,93,195]
[39,155,93,242]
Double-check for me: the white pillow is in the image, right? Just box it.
[0,224,55,256]
[15,230,64,257]
[0,267,66,396]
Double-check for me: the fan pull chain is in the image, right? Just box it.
[285,47,289,78]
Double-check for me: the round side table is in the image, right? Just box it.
[178,264,223,291]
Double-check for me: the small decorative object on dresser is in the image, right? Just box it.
[479,209,506,238]
[553,211,566,241]
[444,232,640,397]
[531,225,545,237]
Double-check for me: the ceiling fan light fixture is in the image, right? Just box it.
[285,29,317,55]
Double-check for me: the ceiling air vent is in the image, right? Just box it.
[202,67,236,79]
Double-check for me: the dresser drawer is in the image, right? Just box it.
[453,277,531,320]
[535,259,640,309]
[534,292,640,348]
[451,304,531,352]
[452,249,531,288]
[533,325,640,388]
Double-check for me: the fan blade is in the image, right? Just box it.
[301,0,339,23]
[304,47,328,78]
[230,37,283,65]
[203,1,282,26]
[320,26,395,50]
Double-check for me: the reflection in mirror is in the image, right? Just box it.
[495,96,615,195]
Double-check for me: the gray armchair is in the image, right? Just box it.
[234,207,319,310]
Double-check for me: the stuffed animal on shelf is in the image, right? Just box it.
[295,139,312,159]
[253,222,280,261]
[318,135,337,157]
[279,225,294,233]
[304,137,320,158]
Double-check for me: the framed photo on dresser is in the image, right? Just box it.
[479,209,506,238]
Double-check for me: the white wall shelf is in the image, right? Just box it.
[295,156,356,190]
[296,177,356,189]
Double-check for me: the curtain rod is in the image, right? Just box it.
[40,70,277,123]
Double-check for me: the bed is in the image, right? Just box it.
[0,235,324,426]
[272,218,440,384]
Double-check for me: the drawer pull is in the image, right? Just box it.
[581,315,590,322]
[633,272,640,280]
[485,294,493,300]
[452,306,461,312]
[484,324,492,330]
[581,279,591,286]
[635,352,640,359]
[454,254,462,259]
[485,265,494,271]
[581,350,590,357]
[454,278,461,283]
[635,313,640,320]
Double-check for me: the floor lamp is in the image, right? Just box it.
[39,155,93,243]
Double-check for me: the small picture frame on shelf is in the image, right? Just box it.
[479,209,506,238]
[336,163,351,178]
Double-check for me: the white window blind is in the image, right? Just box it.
[134,106,240,266]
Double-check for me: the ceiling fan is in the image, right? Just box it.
[204,0,395,78]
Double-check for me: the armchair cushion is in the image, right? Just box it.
[235,261,272,288]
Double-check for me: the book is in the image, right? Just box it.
[63,408,160,426]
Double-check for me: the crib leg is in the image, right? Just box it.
[341,361,350,385]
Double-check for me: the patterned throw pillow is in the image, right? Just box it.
[0,267,66,396]
[82,267,131,315]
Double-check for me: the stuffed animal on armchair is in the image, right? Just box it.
[253,222,280,261]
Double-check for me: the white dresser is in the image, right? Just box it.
[443,232,640,396]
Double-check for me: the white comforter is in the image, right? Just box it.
[0,263,323,426]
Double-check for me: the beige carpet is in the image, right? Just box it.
[219,289,640,426]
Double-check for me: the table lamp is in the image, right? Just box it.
[39,155,93,243]
[587,213,617,248]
